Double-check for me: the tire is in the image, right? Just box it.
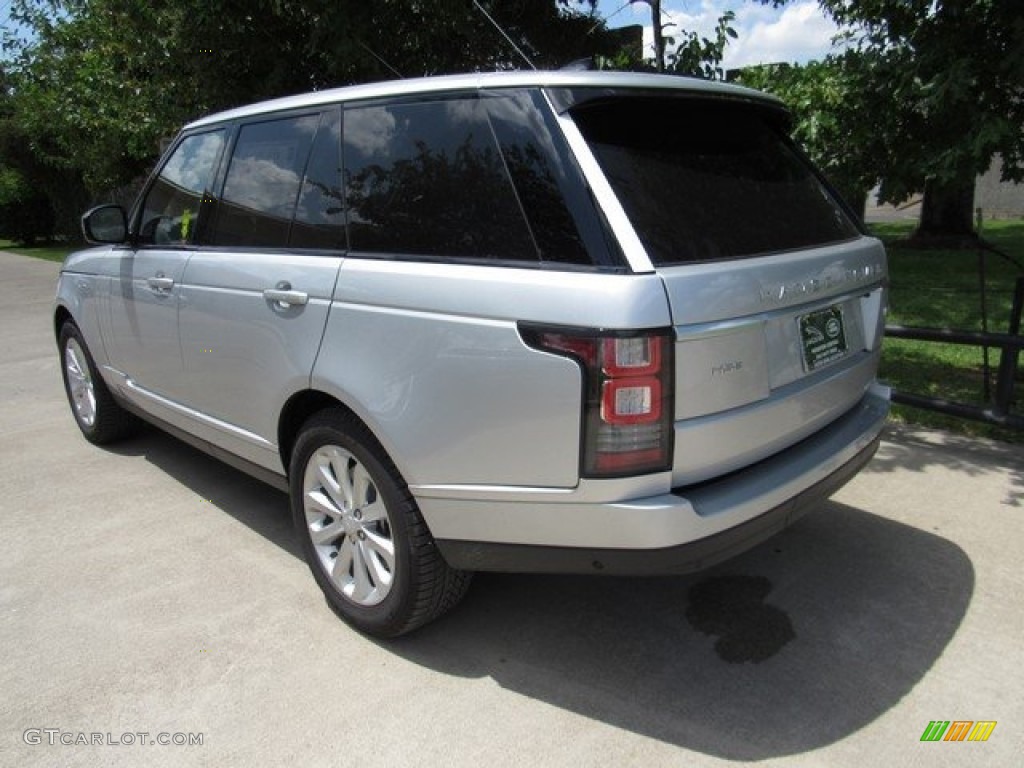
[58,321,139,445]
[289,409,471,637]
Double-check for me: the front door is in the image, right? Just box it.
[106,129,227,406]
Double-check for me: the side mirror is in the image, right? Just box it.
[81,205,128,244]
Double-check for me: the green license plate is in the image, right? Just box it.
[798,305,849,371]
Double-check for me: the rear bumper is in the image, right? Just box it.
[437,433,878,574]
[429,382,889,574]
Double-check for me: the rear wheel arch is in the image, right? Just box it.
[286,404,472,635]
[278,390,398,482]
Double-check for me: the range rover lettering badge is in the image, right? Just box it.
[759,263,884,305]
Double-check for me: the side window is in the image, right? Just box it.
[484,90,603,267]
[138,130,225,246]
[343,98,536,261]
[211,113,320,248]
[290,109,344,249]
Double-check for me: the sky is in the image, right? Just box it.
[594,0,845,70]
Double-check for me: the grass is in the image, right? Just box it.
[0,239,76,263]
[871,219,1024,442]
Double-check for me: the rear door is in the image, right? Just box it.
[176,109,344,471]
[568,95,888,485]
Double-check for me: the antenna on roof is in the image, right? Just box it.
[471,0,537,71]
[356,40,404,79]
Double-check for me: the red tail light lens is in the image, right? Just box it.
[522,326,674,477]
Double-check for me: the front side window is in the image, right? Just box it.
[342,98,535,262]
[571,97,859,265]
[138,130,225,246]
[211,113,320,248]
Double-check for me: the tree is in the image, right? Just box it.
[4,0,621,222]
[666,10,737,80]
[736,54,877,219]
[0,65,75,242]
[762,0,1024,240]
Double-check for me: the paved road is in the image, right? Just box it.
[1,250,1021,767]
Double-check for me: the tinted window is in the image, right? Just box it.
[572,98,859,265]
[484,90,606,267]
[138,130,225,246]
[343,99,535,261]
[290,109,344,249]
[212,114,319,247]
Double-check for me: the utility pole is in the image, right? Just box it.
[631,0,665,72]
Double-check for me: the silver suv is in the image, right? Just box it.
[55,71,889,636]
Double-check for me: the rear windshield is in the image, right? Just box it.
[571,97,859,265]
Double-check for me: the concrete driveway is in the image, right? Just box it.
[1,250,1021,767]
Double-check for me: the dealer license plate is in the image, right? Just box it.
[798,305,849,371]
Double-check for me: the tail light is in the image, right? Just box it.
[521,326,674,477]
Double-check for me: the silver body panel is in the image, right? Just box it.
[174,250,342,471]
[312,260,670,488]
[415,383,887,549]
[55,70,889,566]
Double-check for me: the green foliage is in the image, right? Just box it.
[665,10,737,80]
[0,166,28,205]
[0,66,67,241]
[758,0,1024,207]
[4,1,616,194]
[736,54,875,211]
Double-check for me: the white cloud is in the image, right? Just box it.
[345,107,398,158]
[163,132,225,193]
[605,0,842,71]
[726,1,843,69]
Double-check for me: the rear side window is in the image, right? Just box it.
[211,113,320,247]
[484,90,613,267]
[572,98,859,265]
[343,98,536,261]
[138,130,225,246]
[291,110,344,249]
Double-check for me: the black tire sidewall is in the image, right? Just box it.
[289,415,419,636]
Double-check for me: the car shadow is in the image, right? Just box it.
[108,428,973,761]
[105,428,300,560]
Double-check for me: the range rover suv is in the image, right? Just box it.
[55,71,889,636]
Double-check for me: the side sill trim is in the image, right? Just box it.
[113,394,290,493]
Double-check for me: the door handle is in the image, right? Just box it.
[264,283,308,308]
[147,275,174,293]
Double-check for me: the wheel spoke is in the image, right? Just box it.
[315,458,346,511]
[310,518,346,546]
[336,455,356,510]
[306,488,340,519]
[332,537,354,585]
[362,530,395,585]
[359,498,387,524]
[350,542,374,602]
[352,465,374,507]
[363,529,394,567]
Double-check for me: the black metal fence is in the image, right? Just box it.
[883,275,1024,430]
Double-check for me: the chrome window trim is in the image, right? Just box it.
[545,96,654,275]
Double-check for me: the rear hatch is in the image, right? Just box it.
[569,91,887,486]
